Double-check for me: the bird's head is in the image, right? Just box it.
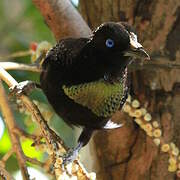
[87,22,150,67]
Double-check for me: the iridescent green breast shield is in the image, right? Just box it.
[62,79,124,117]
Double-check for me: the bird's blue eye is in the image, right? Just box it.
[105,39,114,48]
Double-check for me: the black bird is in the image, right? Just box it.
[13,22,150,165]
[39,22,150,164]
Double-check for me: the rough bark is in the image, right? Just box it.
[32,0,91,40]
[79,1,180,180]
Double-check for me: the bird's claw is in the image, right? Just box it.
[62,148,79,168]
[9,80,35,97]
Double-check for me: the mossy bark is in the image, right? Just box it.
[79,1,180,179]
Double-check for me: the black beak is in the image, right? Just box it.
[124,33,150,60]
[126,47,150,60]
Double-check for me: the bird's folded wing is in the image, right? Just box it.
[62,79,124,117]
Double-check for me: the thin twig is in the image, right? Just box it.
[0,62,41,72]
[25,156,44,166]
[0,149,14,165]
[13,127,38,140]
[0,79,29,180]
[0,50,32,60]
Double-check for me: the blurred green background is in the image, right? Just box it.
[0,0,78,178]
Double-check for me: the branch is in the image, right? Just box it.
[130,59,180,71]
[25,156,44,167]
[32,0,91,40]
[0,79,29,180]
[0,62,41,72]
[14,127,39,140]
[0,149,14,165]
[0,50,31,60]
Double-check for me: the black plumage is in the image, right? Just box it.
[40,22,150,164]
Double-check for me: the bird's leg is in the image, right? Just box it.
[62,128,94,166]
[9,81,41,97]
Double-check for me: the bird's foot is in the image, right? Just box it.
[9,80,36,97]
[62,148,79,167]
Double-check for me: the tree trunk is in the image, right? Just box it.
[79,1,180,180]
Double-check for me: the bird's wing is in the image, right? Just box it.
[62,79,124,118]
[43,38,89,68]
[42,37,104,85]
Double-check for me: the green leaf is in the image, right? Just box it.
[21,139,43,160]
[0,129,11,153]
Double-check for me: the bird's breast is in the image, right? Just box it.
[62,79,125,118]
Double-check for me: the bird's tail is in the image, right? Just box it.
[103,119,123,129]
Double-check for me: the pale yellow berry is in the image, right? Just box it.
[144,113,152,121]
[153,138,161,146]
[56,158,63,165]
[169,157,177,165]
[54,158,63,168]
[123,104,131,113]
[134,118,142,125]
[172,148,179,156]
[140,108,147,115]
[134,109,142,118]
[168,164,177,172]
[132,100,140,108]
[153,129,162,138]
[126,95,131,103]
[144,123,153,132]
[152,121,159,128]
[161,144,170,152]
